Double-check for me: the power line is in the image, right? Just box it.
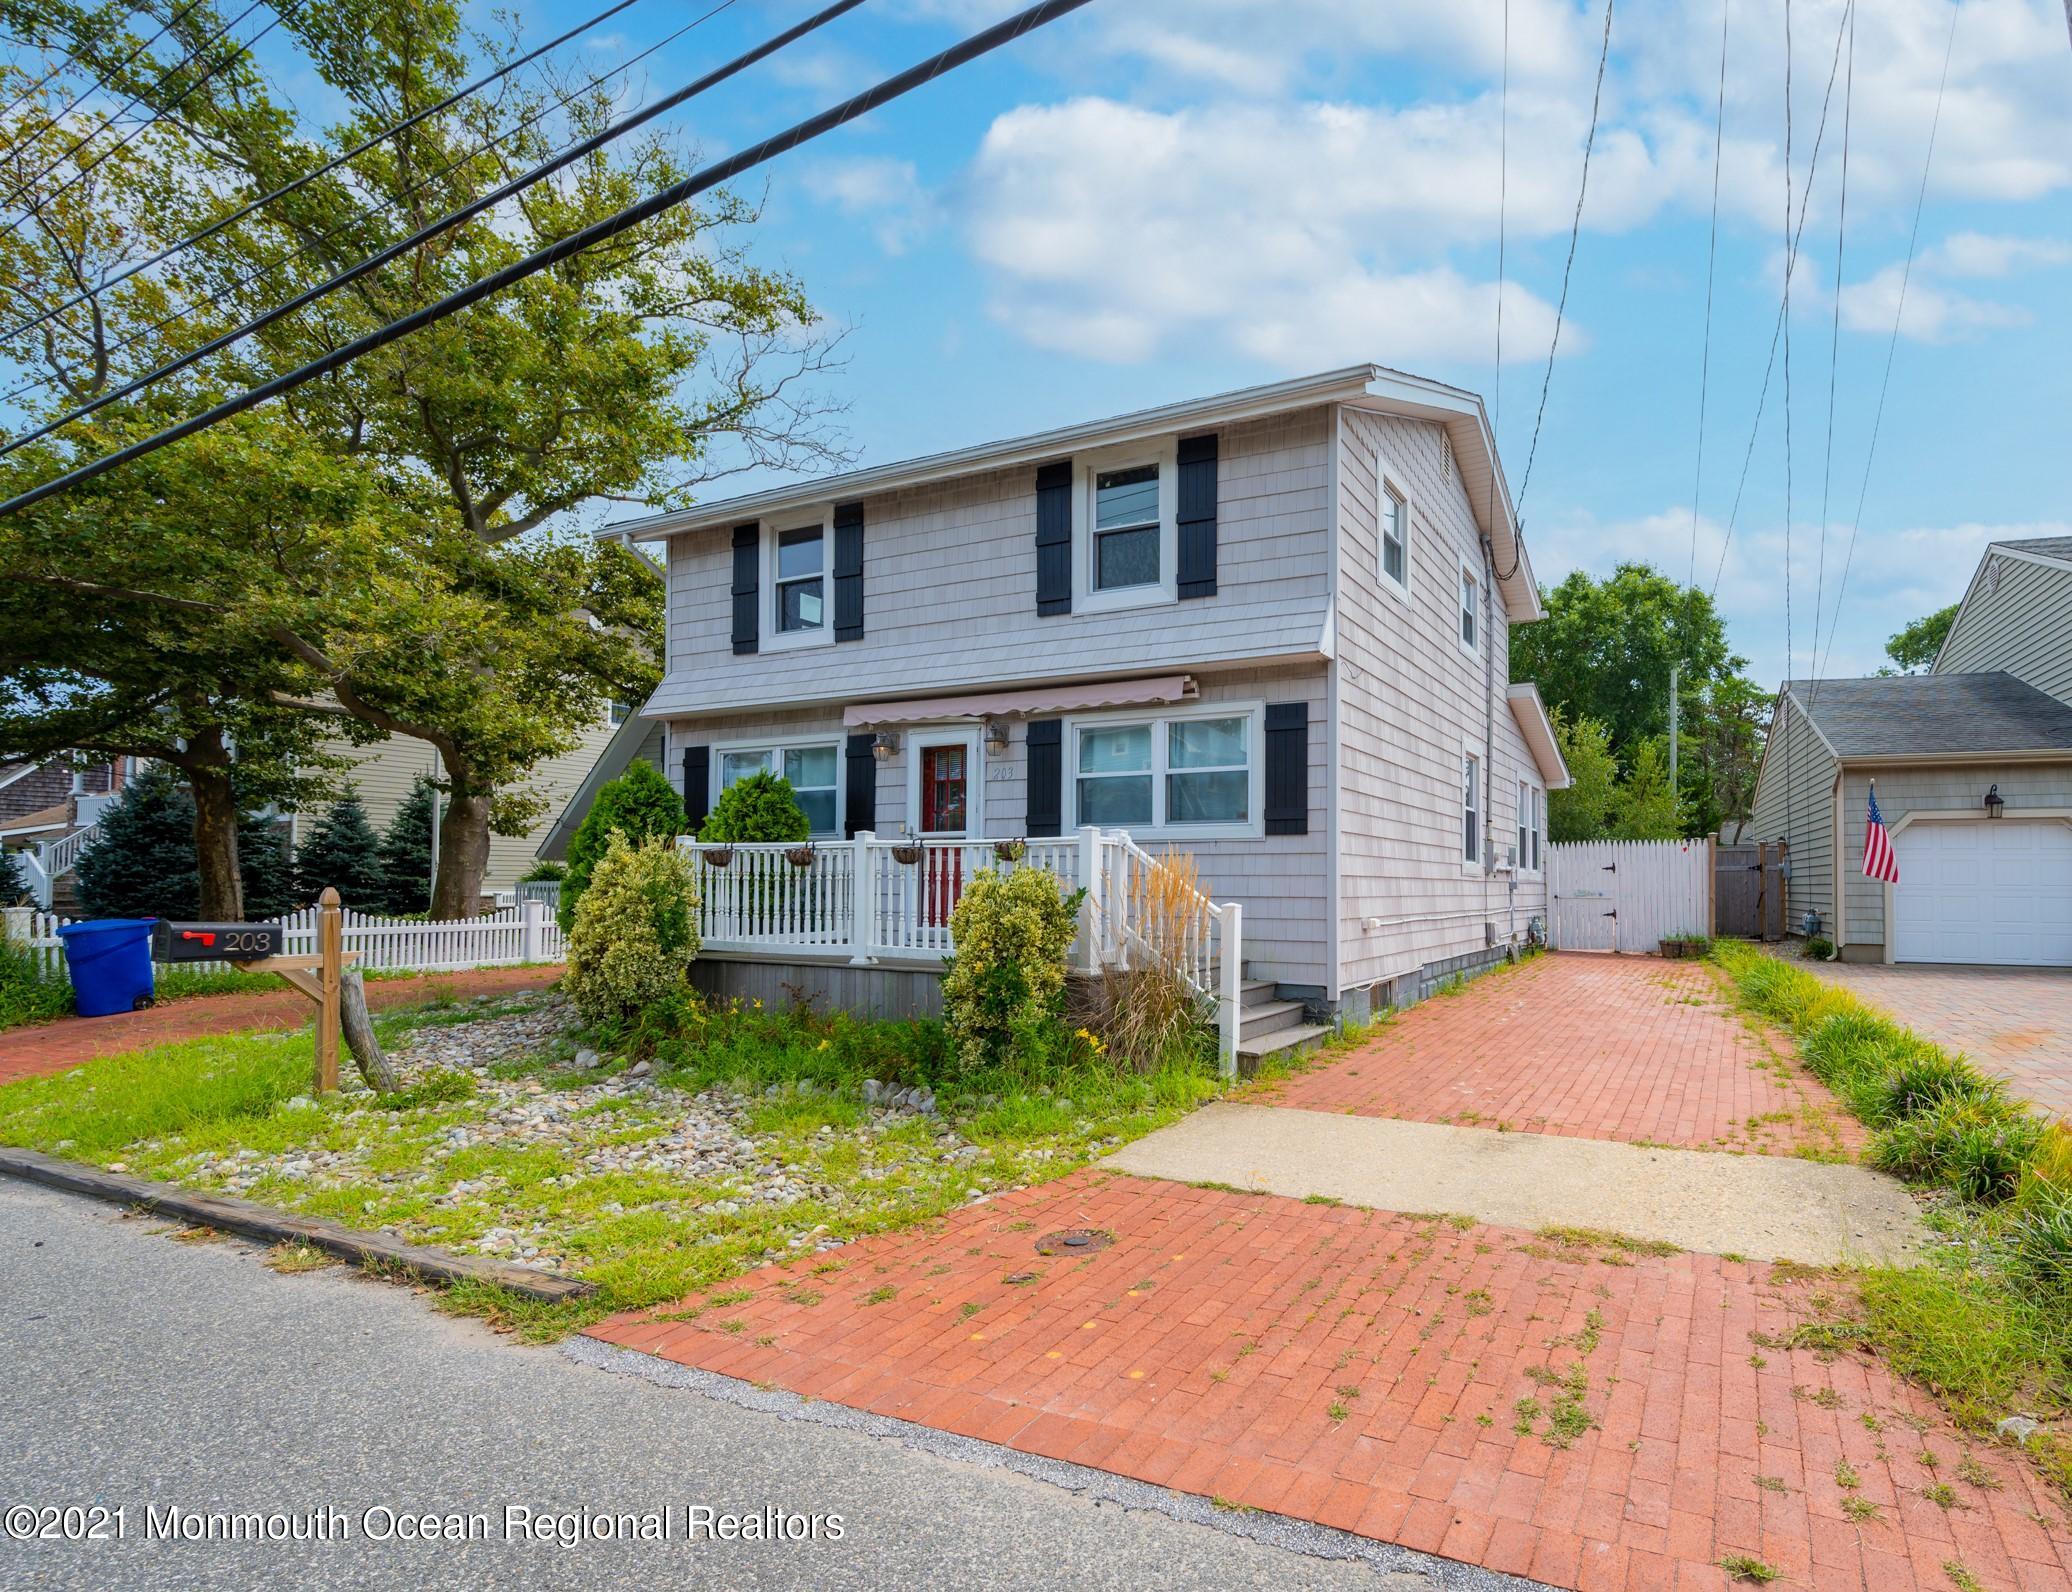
[2,0,840,458]
[0,0,1097,517]
[2,0,669,346]
[1514,0,1614,519]
[1,0,274,238]
[0,0,746,416]
[1705,0,1854,599]
[1688,0,1729,592]
[1807,0,1852,708]
[1815,0,1960,685]
[0,1,207,164]
[1781,0,1794,855]
[1494,0,1508,431]
[0,11,123,129]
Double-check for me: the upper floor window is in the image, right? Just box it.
[1071,707,1259,836]
[1517,779,1543,872]
[716,740,840,835]
[774,524,825,635]
[1463,751,1482,865]
[1379,482,1408,591]
[1074,440,1178,612]
[1459,561,1480,655]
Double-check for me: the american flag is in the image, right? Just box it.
[1863,785,1900,884]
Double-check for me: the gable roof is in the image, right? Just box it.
[610,364,1543,622]
[1992,534,2072,565]
[1784,672,2072,759]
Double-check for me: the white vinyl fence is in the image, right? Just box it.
[3,899,563,982]
[1547,839,1712,953]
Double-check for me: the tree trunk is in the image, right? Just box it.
[188,762,245,921]
[339,968,397,1092]
[431,788,491,919]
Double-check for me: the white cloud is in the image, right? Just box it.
[801,157,937,255]
[1923,231,2072,277]
[1837,229,2070,342]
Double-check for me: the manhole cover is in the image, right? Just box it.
[1034,1228,1113,1256]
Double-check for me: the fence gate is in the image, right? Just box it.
[1548,839,1714,953]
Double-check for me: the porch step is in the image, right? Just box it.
[1239,998,1308,1040]
[1238,979,1277,1009]
[1236,1022,1331,1063]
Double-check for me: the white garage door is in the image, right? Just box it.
[1891,819,2072,967]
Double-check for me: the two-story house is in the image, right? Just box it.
[1748,534,2072,965]
[610,365,1570,1044]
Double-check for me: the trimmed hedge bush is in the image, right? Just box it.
[560,760,686,934]
[697,769,809,846]
[941,866,1081,1076]
[563,833,700,1028]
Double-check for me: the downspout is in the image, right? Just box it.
[1482,533,1497,945]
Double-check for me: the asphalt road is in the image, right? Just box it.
[0,1181,1468,1591]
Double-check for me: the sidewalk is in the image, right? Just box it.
[0,965,561,1085]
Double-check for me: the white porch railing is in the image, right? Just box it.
[2,899,563,982]
[12,817,102,908]
[680,828,1243,1077]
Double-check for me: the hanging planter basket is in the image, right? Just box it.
[702,848,734,870]
[890,843,924,866]
[785,845,816,870]
[993,839,1027,863]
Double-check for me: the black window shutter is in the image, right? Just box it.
[843,732,876,837]
[1263,703,1308,836]
[730,523,759,655]
[833,501,864,642]
[1034,461,1072,617]
[681,745,712,832]
[1177,432,1218,599]
[1026,719,1063,836]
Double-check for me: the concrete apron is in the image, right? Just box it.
[1104,1103,1924,1267]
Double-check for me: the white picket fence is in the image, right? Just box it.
[3,899,564,982]
[1547,839,1713,953]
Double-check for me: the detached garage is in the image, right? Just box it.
[1748,672,2072,966]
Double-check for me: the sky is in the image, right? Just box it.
[298,0,2072,688]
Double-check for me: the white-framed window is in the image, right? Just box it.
[1377,474,1410,596]
[1073,438,1178,613]
[713,737,842,835]
[1517,778,1544,873]
[1462,750,1482,867]
[761,511,833,651]
[1458,557,1480,655]
[1068,702,1262,838]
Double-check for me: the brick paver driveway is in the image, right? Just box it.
[1793,959,2072,1121]
[589,955,2072,1590]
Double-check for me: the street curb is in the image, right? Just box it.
[564,1335,1552,1591]
[0,1146,593,1302]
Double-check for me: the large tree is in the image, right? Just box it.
[0,3,840,913]
[1883,604,1959,674]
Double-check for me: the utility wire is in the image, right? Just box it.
[0,0,743,415]
[1,0,829,457]
[2,0,670,345]
[1814,0,1959,685]
[2,0,273,238]
[1513,0,1614,524]
[1781,0,1794,852]
[1688,0,1729,592]
[1807,0,1852,707]
[0,0,206,164]
[0,0,1099,516]
[0,12,121,130]
[1705,0,1853,599]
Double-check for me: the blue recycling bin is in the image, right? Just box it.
[56,918,157,1017]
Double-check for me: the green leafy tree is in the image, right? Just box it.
[1611,737,1685,840]
[376,778,437,917]
[1548,712,1619,842]
[75,770,208,920]
[559,760,686,933]
[0,6,841,916]
[1884,604,1959,674]
[292,793,387,909]
[699,771,809,846]
[238,817,294,920]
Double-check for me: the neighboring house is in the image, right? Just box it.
[0,757,134,911]
[610,364,1570,1025]
[1747,535,2072,967]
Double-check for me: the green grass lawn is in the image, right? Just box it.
[0,989,1242,1342]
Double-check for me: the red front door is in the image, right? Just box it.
[918,743,969,927]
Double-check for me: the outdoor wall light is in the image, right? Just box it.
[872,731,900,763]
[1984,783,2005,818]
[984,718,1010,755]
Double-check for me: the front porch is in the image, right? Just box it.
[679,829,1248,1073]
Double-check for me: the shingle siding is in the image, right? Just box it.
[650,409,1334,717]
[1746,694,1839,931]
[1938,551,2072,707]
[1333,408,1552,995]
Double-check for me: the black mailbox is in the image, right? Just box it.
[151,921,284,963]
